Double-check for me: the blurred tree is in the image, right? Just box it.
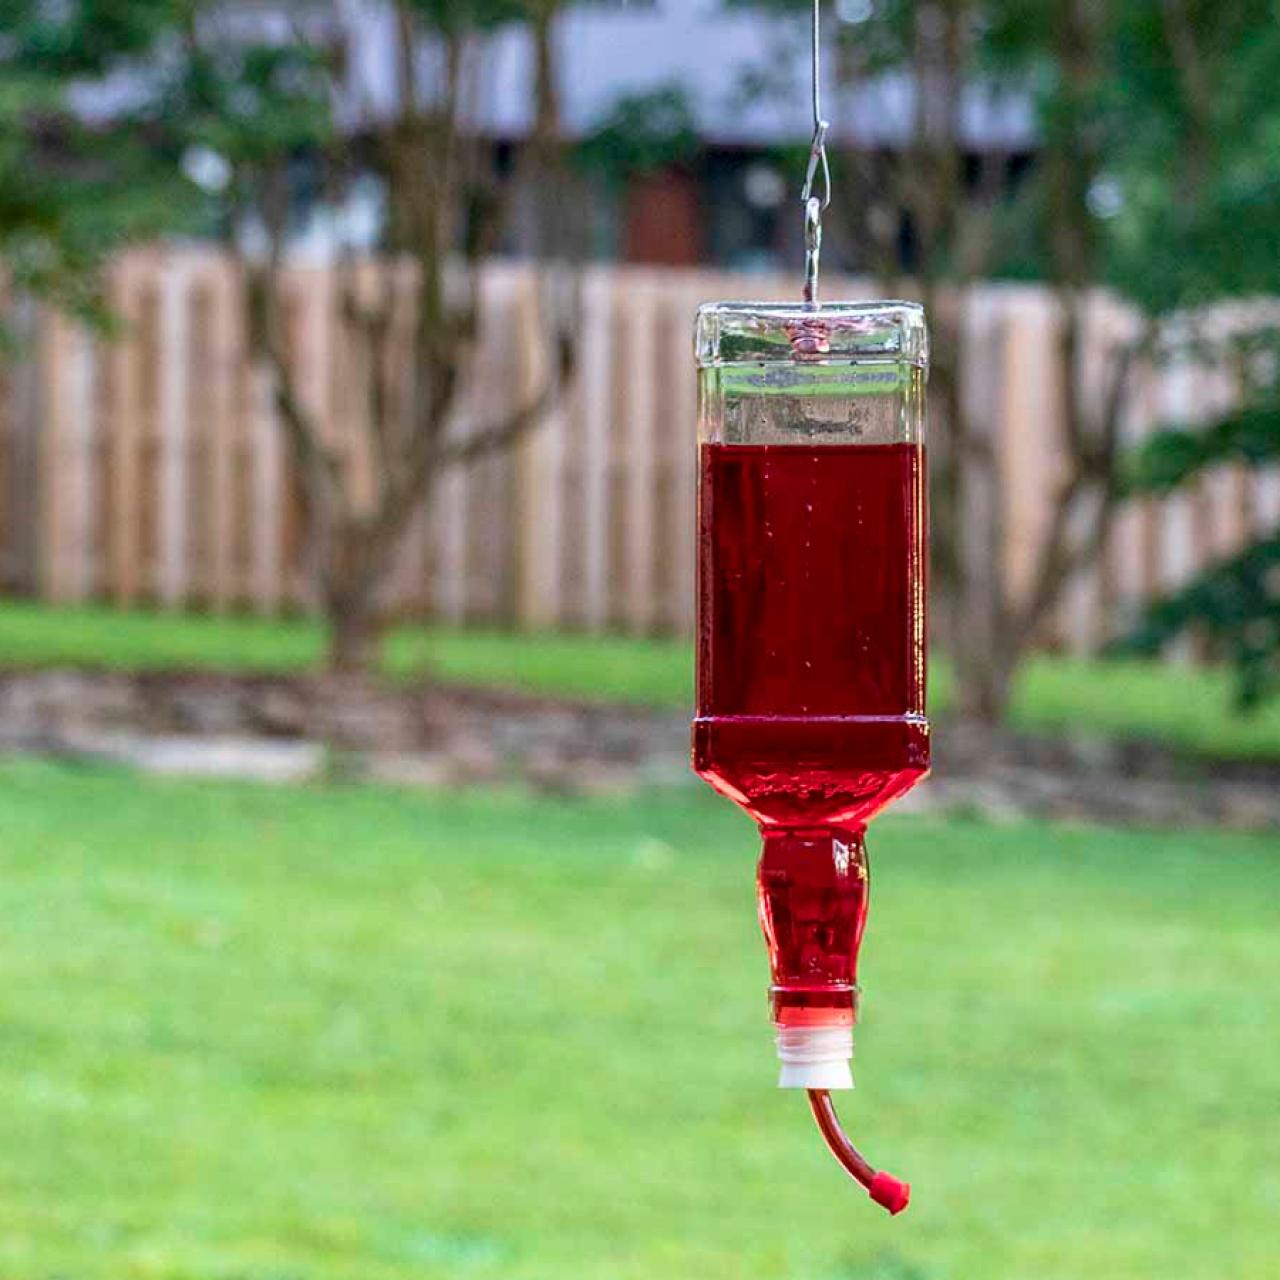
[0,0,200,327]
[1100,6,1280,708]
[577,84,700,189]
[1121,352,1280,709]
[181,0,579,672]
[726,0,1279,722]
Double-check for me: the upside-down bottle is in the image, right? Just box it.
[692,301,929,1214]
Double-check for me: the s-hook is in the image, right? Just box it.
[802,0,832,305]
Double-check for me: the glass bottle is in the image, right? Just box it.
[693,300,928,1212]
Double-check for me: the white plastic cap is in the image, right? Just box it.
[775,1023,855,1090]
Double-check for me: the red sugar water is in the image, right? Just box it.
[693,442,930,829]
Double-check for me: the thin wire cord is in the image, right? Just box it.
[801,0,831,304]
[811,0,823,131]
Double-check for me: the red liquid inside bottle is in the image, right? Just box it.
[694,443,928,828]
[694,440,929,1024]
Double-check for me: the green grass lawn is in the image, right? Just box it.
[3,600,1280,759]
[1,762,1277,1279]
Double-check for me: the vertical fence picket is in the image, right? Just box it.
[1110,328,1156,634]
[1000,288,1062,640]
[1063,293,1115,654]
[437,269,495,626]
[206,256,239,611]
[436,455,469,626]
[108,256,143,605]
[250,340,284,616]
[1256,467,1280,535]
[156,254,192,608]
[540,272,569,627]
[37,309,68,602]
[1154,325,1199,661]
[66,323,97,602]
[580,268,613,634]
[3,294,40,595]
[669,279,700,636]
[958,285,1006,658]
[387,259,432,616]
[1208,388,1244,564]
[514,267,566,629]
[623,275,658,635]
[293,264,335,613]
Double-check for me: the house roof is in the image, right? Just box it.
[71,0,1035,153]
[341,0,1035,150]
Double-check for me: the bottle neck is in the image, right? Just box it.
[757,826,869,1026]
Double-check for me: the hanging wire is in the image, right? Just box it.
[801,0,832,305]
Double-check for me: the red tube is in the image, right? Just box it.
[807,1090,911,1216]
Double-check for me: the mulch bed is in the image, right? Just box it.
[1,668,1278,831]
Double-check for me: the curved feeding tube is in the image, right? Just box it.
[807,1090,911,1216]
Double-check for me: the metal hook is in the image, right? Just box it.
[801,0,831,304]
[802,120,832,213]
[804,195,823,306]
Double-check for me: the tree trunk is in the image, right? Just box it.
[326,590,384,675]
[323,522,387,676]
[952,628,1017,724]
[951,294,1014,725]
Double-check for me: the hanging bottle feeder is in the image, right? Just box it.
[691,0,929,1215]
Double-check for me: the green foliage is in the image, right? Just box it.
[1127,405,1280,494]
[402,0,530,34]
[0,0,557,318]
[1120,350,1280,712]
[988,0,1280,709]
[1090,3,1280,313]
[0,1,203,322]
[1116,536,1280,708]
[178,42,336,170]
[576,83,700,188]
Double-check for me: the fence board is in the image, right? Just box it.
[960,286,1006,659]
[623,276,658,634]
[1000,288,1061,634]
[250,361,284,614]
[206,257,239,611]
[2,296,40,594]
[5,248,1273,655]
[156,255,191,608]
[580,268,613,633]
[661,279,700,635]
[515,270,564,629]
[37,312,71,602]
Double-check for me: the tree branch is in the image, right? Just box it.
[1012,320,1153,644]
[1160,0,1214,191]
[338,266,398,472]
[246,260,345,502]
[238,163,345,506]
[434,336,575,470]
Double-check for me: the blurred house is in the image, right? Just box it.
[214,0,1034,271]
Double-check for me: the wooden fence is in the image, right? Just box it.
[1,246,1278,649]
